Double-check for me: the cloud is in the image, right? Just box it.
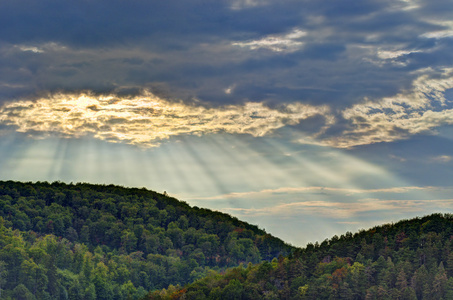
[398,0,420,10]
[14,43,67,54]
[0,91,332,147]
[1,0,453,150]
[1,0,451,109]
[224,84,236,95]
[232,29,306,53]
[389,154,407,162]
[2,66,452,150]
[230,0,269,10]
[17,46,44,54]
[223,198,453,219]
[376,48,423,65]
[430,155,452,163]
[421,20,453,39]
[336,221,360,225]
[3,68,453,150]
[319,69,453,148]
[189,185,438,200]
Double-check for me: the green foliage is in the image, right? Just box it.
[6,181,453,299]
[0,180,292,298]
[146,213,453,300]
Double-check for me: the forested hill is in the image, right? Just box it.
[147,213,453,299]
[0,180,293,299]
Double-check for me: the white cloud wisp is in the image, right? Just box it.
[322,69,453,148]
[232,29,306,53]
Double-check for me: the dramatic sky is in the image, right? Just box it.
[1,0,453,246]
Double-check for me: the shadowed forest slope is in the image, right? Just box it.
[146,213,453,300]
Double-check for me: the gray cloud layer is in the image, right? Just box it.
[0,0,452,147]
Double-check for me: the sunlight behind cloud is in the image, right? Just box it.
[0,91,331,147]
[2,69,453,150]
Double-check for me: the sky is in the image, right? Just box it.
[0,0,453,247]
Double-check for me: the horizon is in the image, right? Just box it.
[1,0,453,246]
[2,178,449,248]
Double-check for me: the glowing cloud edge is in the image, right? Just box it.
[0,91,332,147]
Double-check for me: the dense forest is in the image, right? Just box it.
[146,214,453,300]
[3,180,453,300]
[0,180,293,299]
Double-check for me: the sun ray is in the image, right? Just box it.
[179,135,233,198]
[158,139,200,195]
[0,133,24,174]
[220,134,296,189]
[47,137,70,181]
[202,135,255,185]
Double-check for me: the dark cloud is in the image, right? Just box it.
[0,0,452,114]
[0,0,303,47]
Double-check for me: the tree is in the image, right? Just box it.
[68,279,84,300]
[412,264,429,299]
[119,281,137,300]
[84,283,97,300]
[349,262,367,299]
[13,284,35,300]
[120,230,138,253]
[0,260,7,298]
[432,262,448,299]
[396,269,408,290]
[447,252,453,277]
[46,256,59,298]
[221,279,243,300]
[445,277,453,299]
[21,259,48,296]
[92,262,114,300]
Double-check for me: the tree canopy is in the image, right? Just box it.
[0,180,293,299]
[146,213,453,300]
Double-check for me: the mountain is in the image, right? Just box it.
[3,180,452,300]
[0,180,293,299]
[146,213,453,300]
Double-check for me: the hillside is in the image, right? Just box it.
[0,180,293,299]
[146,213,453,299]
